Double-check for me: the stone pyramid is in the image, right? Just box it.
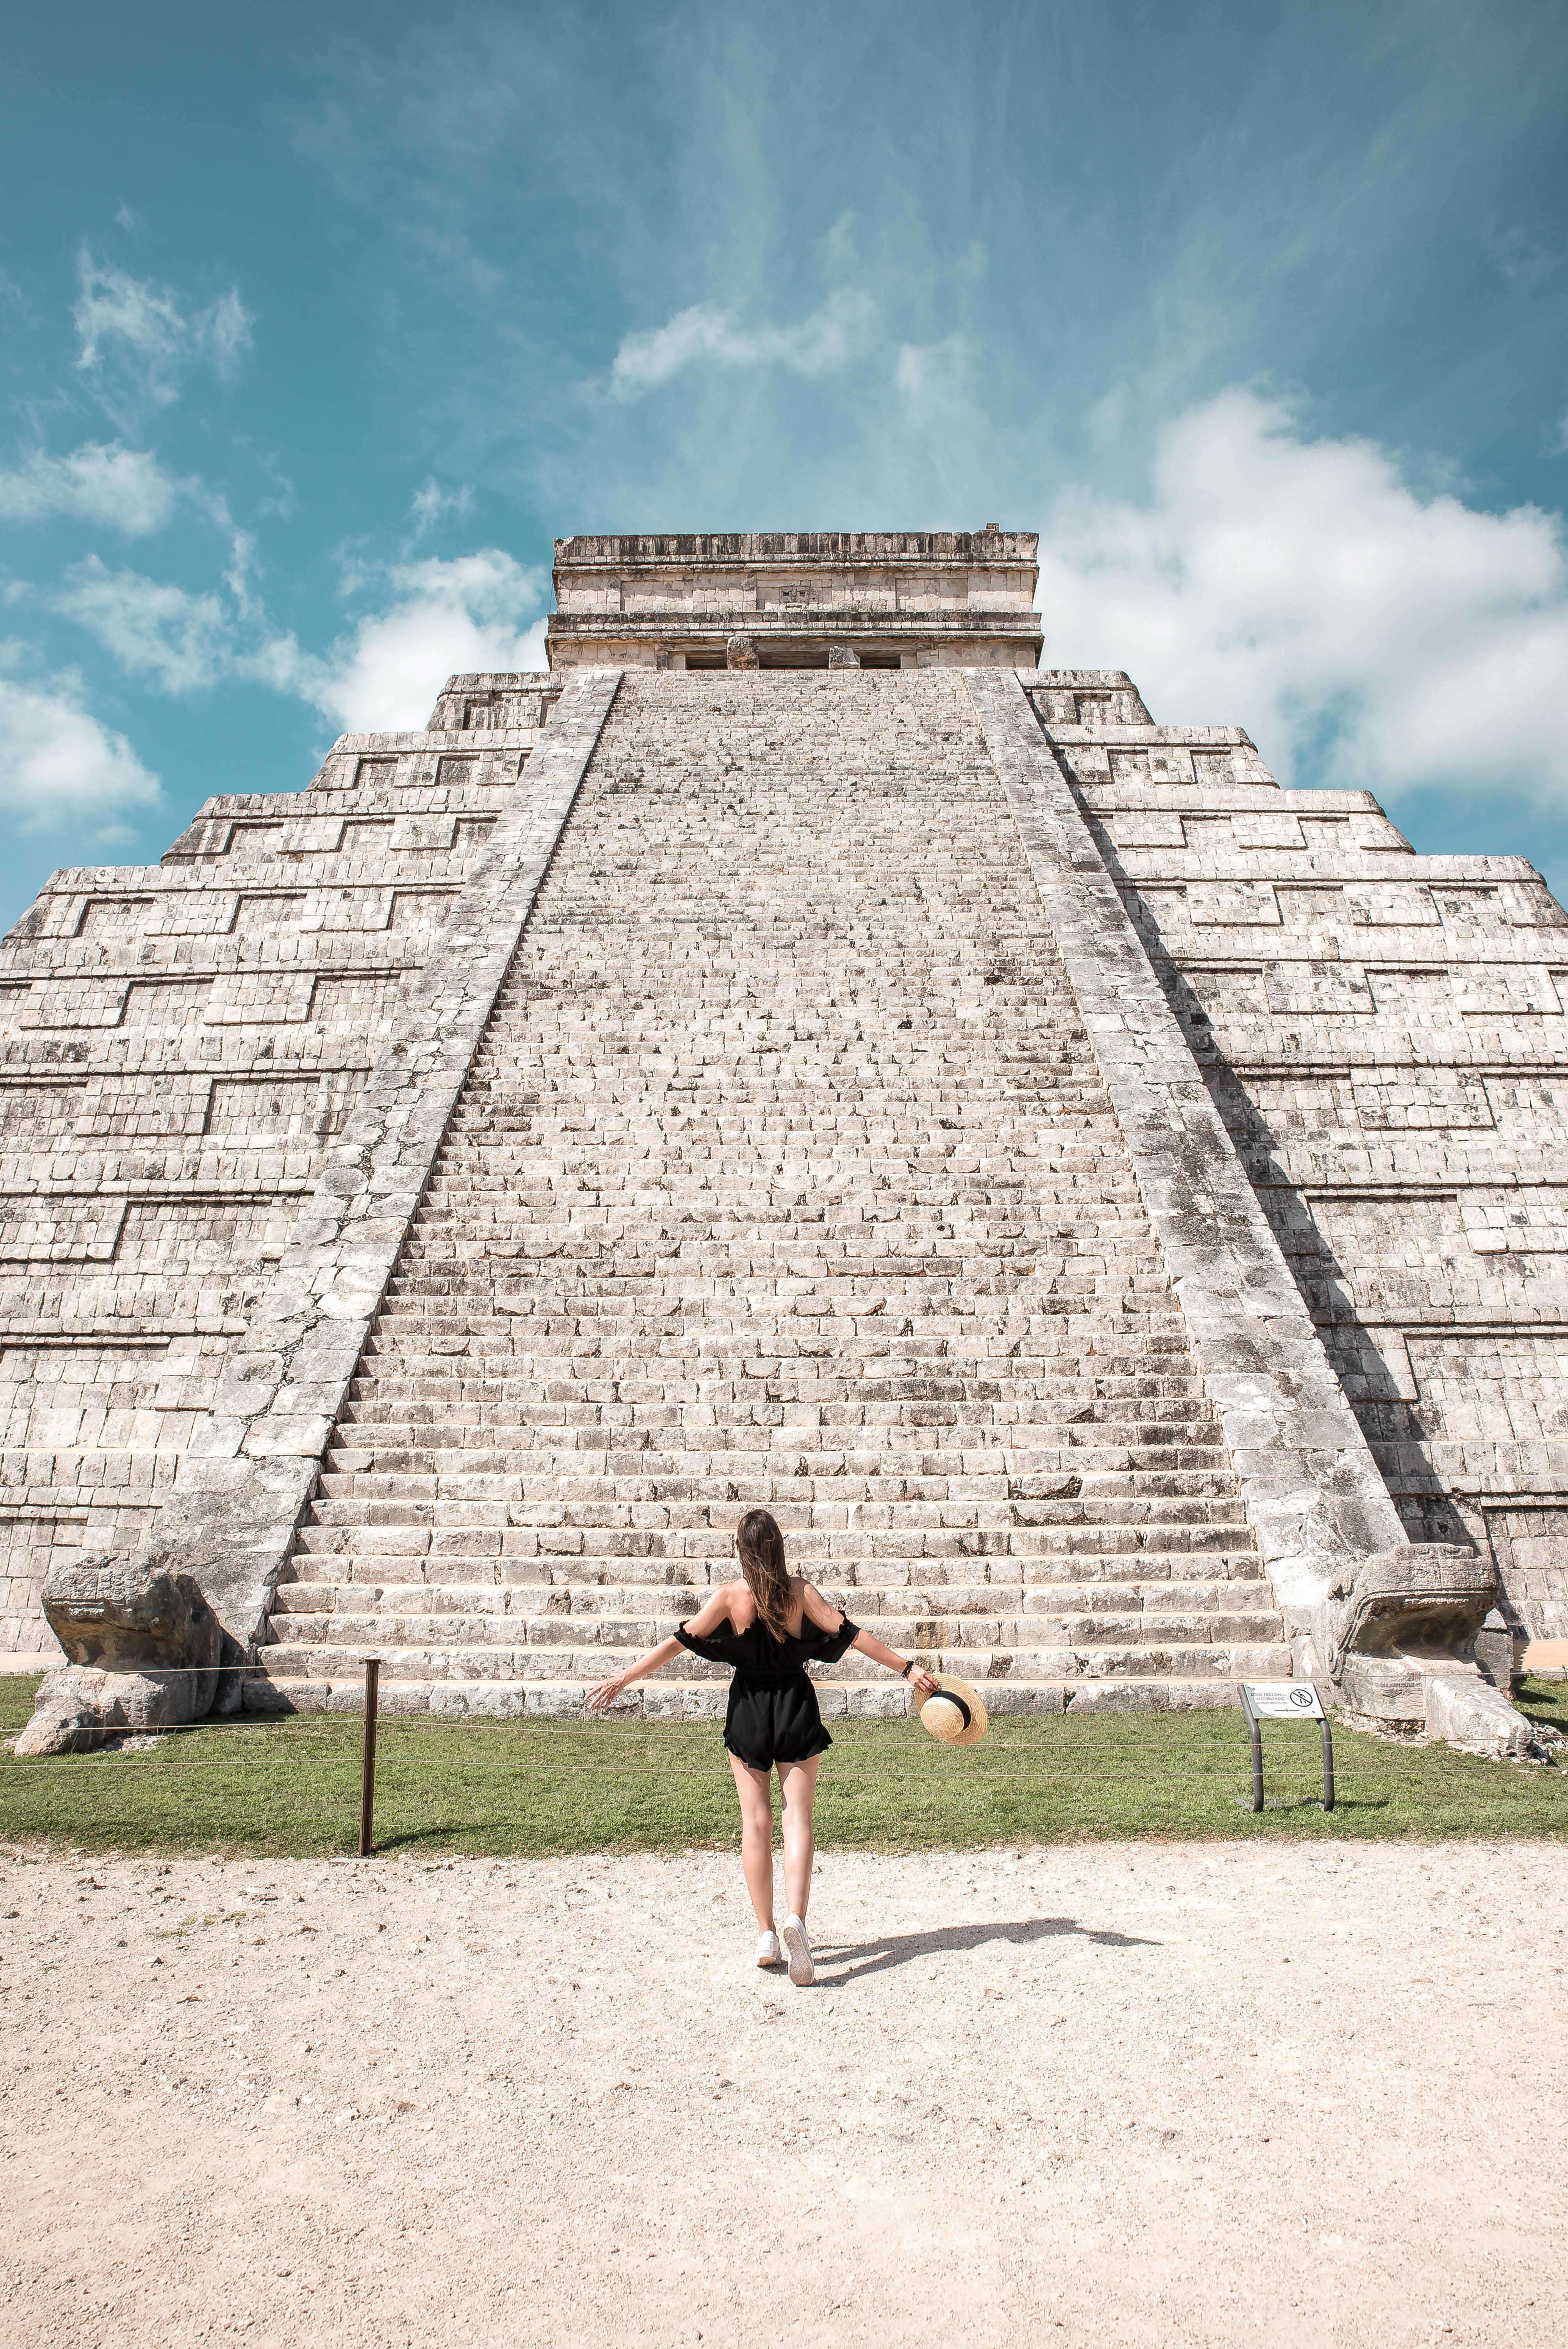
[4,532,1556,1752]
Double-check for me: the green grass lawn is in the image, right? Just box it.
[0,1674,1563,1858]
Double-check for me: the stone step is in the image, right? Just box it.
[353,1333,1205,1361]
[340,1387,1210,1413]
[377,1261,1179,1283]
[290,1526,1259,1567]
[275,1550,1264,1590]
[307,1469,1237,1503]
[300,1493,1254,1530]
[356,1316,1197,1340]
[322,1421,1230,1451]
[271,1571,1278,1615]
[340,1380,1218,1408]
[319,1445,1234,1476]
[258,1638,1289,1685]
[317,1445,1233,1473]
[381,1256,1177,1281]
[266,1605,1285,1650]
[245,1672,1258,1720]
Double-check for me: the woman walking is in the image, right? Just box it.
[588,1508,939,1985]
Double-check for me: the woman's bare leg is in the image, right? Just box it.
[777,1756,819,1922]
[727,1755,777,1930]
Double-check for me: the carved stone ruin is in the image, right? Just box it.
[1,528,1558,1759]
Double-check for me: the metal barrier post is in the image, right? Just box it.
[1250,1713,1265,1813]
[358,1657,380,1857]
[1320,1715,1336,1813]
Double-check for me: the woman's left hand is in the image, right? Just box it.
[588,1674,628,1713]
[908,1668,941,1699]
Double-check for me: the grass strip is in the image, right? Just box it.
[0,1674,1562,1858]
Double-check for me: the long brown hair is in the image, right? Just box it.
[736,1508,793,1640]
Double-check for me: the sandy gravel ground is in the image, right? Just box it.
[1,1839,1563,2349]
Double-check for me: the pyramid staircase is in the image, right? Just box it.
[258,670,1288,1716]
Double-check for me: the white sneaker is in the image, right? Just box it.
[755,1930,782,1969]
[781,1914,814,1987]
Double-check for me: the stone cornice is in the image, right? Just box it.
[554,529,1038,567]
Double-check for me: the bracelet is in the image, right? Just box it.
[901,1660,914,1680]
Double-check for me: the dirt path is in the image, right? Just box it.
[2,1840,1563,2347]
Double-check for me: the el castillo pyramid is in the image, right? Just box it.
[5,530,1563,1754]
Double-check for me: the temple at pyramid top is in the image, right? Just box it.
[545,527,1044,669]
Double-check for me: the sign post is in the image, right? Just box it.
[358,1656,381,1857]
[1238,1682,1334,1813]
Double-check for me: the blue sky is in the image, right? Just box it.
[2,0,1567,928]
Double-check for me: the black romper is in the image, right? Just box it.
[674,1610,861,1770]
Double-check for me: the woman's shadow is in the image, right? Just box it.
[811,1916,1158,1986]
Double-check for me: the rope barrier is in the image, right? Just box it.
[0,1752,1528,1783]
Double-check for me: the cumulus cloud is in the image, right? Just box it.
[0,442,184,535]
[55,558,228,693]
[256,549,550,730]
[610,288,876,398]
[1037,390,1568,804]
[48,530,548,730]
[0,665,162,834]
[73,251,254,423]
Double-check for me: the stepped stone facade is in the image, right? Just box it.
[3,531,1560,1751]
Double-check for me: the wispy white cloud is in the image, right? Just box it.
[1037,388,1568,804]
[610,288,877,399]
[1486,223,1559,289]
[253,549,549,730]
[0,442,185,535]
[203,289,253,378]
[73,251,254,425]
[893,334,977,422]
[410,478,474,536]
[55,558,228,693]
[0,658,162,834]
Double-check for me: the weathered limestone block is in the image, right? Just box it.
[133,1456,323,1689]
[1323,1546,1536,1756]
[1474,1606,1527,1692]
[1321,1543,1498,1684]
[725,633,758,670]
[15,1553,221,1756]
[1422,1672,1536,1759]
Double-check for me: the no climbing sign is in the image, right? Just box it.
[1242,1681,1326,1722]
[1238,1681,1335,1812]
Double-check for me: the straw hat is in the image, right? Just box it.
[918,1673,989,1747]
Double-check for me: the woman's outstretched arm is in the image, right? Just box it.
[800,1581,941,1698]
[850,1625,941,1698]
[587,1634,683,1713]
[586,1584,739,1714]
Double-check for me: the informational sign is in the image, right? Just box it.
[1241,1681,1326,1722]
